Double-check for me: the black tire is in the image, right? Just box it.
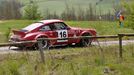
[79,34,92,47]
[18,46,25,50]
[37,37,50,49]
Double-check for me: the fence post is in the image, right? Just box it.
[118,34,123,59]
[37,39,45,63]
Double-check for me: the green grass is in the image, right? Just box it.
[0,20,134,35]
[0,20,36,42]
[0,20,35,32]
[0,44,133,75]
[66,21,134,35]
[0,20,134,43]
[0,20,133,75]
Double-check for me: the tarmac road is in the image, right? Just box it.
[0,40,134,54]
[0,46,19,54]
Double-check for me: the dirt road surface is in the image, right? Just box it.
[0,46,19,54]
[0,40,134,54]
[0,21,3,23]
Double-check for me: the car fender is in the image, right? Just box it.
[76,31,93,43]
[80,31,93,36]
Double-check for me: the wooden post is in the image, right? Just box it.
[118,34,123,59]
[37,39,45,63]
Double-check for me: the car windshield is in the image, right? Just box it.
[22,23,43,31]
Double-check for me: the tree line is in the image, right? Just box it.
[0,0,22,19]
[44,3,116,21]
[0,0,122,21]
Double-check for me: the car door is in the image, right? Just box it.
[50,22,68,45]
[51,22,76,45]
[39,24,57,45]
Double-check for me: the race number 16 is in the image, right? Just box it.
[57,30,68,38]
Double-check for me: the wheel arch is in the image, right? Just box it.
[80,31,93,36]
[81,32,92,36]
[35,34,48,40]
[76,31,92,43]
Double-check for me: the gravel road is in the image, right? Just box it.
[0,40,134,54]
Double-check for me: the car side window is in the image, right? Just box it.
[40,25,51,31]
[54,22,67,30]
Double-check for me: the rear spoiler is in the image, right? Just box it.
[12,30,25,35]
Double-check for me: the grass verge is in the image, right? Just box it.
[0,44,133,75]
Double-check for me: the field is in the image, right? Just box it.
[0,20,134,43]
[20,0,116,15]
[0,44,134,75]
[0,0,133,16]
[0,20,134,75]
[0,0,134,75]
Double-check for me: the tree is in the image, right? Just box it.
[124,1,134,29]
[23,0,41,20]
[77,6,85,21]
[0,0,22,19]
[61,3,76,21]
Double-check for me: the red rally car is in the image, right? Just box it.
[9,19,96,49]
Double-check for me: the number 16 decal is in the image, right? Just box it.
[57,30,68,42]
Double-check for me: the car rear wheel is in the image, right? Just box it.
[79,34,92,47]
[37,37,50,50]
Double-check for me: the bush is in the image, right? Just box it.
[23,0,41,20]
[4,27,11,42]
[125,2,134,30]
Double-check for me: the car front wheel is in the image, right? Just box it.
[80,34,92,47]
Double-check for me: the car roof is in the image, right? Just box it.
[38,19,64,24]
